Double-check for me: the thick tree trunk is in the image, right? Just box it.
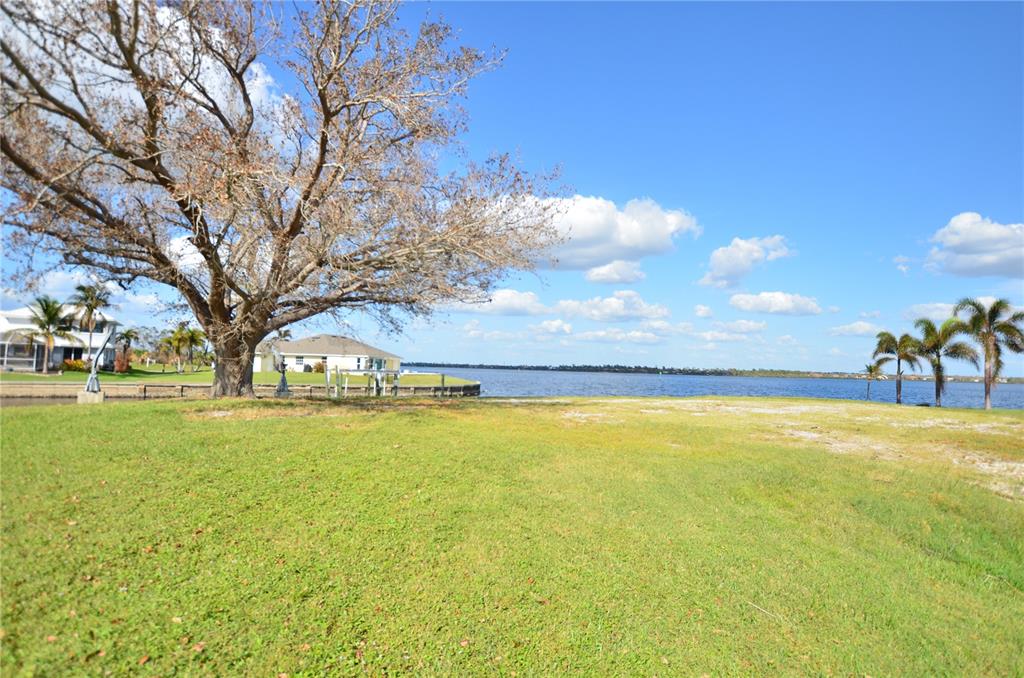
[935,358,942,408]
[210,339,258,398]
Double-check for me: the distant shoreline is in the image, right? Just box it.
[405,362,1023,384]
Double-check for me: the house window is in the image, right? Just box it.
[295,356,304,366]
[356,357,361,369]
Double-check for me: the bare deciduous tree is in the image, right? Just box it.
[1,0,559,396]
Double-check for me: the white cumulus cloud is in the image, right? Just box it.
[926,212,1024,278]
[584,260,646,284]
[828,321,880,336]
[698,235,792,288]
[904,302,954,322]
[575,328,663,344]
[714,319,766,333]
[729,291,822,315]
[641,320,694,335]
[461,320,522,341]
[694,304,713,318]
[531,319,573,335]
[904,296,1000,322]
[550,196,700,270]
[452,289,548,316]
[555,290,669,322]
[694,330,749,342]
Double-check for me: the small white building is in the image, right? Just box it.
[0,306,119,372]
[253,334,401,373]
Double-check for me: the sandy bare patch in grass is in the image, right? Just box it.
[185,406,341,421]
[778,427,902,460]
[488,398,573,404]
[561,410,621,424]
[890,419,1022,435]
[598,397,850,417]
[771,421,1023,498]
[952,455,1024,499]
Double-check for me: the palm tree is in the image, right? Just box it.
[954,298,1024,410]
[180,326,206,372]
[69,283,111,364]
[18,296,78,374]
[863,361,883,400]
[116,328,140,371]
[159,332,185,373]
[873,331,921,404]
[117,328,140,354]
[914,317,979,408]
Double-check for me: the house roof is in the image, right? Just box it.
[256,334,401,360]
[0,306,118,323]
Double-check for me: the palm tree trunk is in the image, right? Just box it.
[896,358,902,404]
[984,350,992,410]
[42,342,50,374]
[935,358,942,408]
[867,379,872,400]
[87,330,93,364]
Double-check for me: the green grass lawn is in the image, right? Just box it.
[0,366,473,387]
[2,397,1022,675]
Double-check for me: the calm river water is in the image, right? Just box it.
[434,367,1024,410]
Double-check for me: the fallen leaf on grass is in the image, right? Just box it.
[459,639,469,647]
[138,655,149,665]
[46,635,57,642]
[192,642,206,653]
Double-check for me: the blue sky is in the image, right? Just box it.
[5,2,1023,374]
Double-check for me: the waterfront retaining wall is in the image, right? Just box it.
[0,381,480,400]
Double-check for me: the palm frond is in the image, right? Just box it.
[994,319,1024,354]
[944,341,980,369]
[914,317,937,340]
[873,331,897,358]
[987,298,1011,326]
[954,297,986,318]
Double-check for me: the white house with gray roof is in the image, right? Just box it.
[253,334,401,373]
[0,306,119,372]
